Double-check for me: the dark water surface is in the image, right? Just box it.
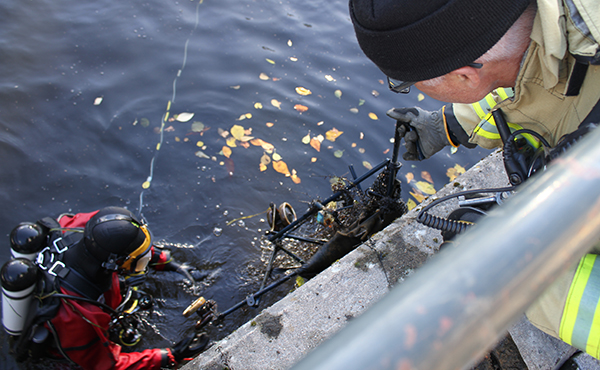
[0,0,491,368]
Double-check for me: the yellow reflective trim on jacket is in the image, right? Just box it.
[471,88,540,148]
[559,254,600,359]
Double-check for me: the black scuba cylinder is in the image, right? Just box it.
[1,258,39,336]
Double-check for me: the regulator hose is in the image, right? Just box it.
[416,187,515,233]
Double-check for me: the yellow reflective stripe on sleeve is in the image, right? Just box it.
[496,87,513,100]
[559,254,600,359]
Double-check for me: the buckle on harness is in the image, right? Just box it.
[48,261,68,278]
[53,237,68,254]
[36,247,55,270]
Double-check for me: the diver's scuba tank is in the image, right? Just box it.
[1,258,38,336]
[10,222,47,260]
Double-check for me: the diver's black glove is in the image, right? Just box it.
[387,107,450,160]
[151,247,207,281]
[171,332,209,364]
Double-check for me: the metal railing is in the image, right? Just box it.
[292,127,600,370]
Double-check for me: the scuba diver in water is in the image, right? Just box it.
[2,206,208,369]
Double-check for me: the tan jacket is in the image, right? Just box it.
[452,0,600,149]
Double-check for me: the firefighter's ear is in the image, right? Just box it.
[448,65,481,89]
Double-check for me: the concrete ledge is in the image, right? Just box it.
[182,150,599,370]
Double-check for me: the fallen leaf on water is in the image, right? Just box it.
[195,151,210,159]
[294,104,308,113]
[260,153,271,165]
[218,128,229,138]
[271,99,282,109]
[410,191,426,203]
[349,108,359,114]
[310,137,321,152]
[421,171,434,184]
[358,99,365,106]
[334,90,342,99]
[239,136,254,142]
[164,126,175,132]
[405,173,414,183]
[196,141,204,147]
[226,137,237,147]
[287,39,292,47]
[363,161,372,170]
[334,150,344,158]
[230,85,241,90]
[311,157,317,163]
[266,58,275,64]
[254,102,263,109]
[176,112,194,122]
[352,143,357,148]
[259,73,269,80]
[301,133,311,145]
[239,141,250,149]
[273,160,290,175]
[317,121,324,126]
[222,146,232,158]
[289,57,298,62]
[446,164,466,181]
[325,128,343,142]
[259,163,267,172]
[407,199,417,211]
[414,181,436,195]
[316,134,324,142]
[266,122,274,127]
[191,122,205,132]
[372,90,380,97]
[231,125,245,140]
[142,181,150,189]
[295,87,312,96]
[383,148,390,154]
[325,75,335,82]
[140,118,150,128]
[272,152,282,161]
[368,112,379,120]
[291,173,301,184]
[94,97,103,105]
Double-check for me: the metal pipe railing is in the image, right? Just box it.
[292,127,600,370]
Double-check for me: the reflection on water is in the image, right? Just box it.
[0,0,491,368]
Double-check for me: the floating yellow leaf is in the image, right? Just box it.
[363,161,372,170]
[259,73,269,80]
[249,138,274,152]
[334,89,342,99]
[222,146,232,158]
[405,173,414,183]
[226,136,237,147]
[291,173,301,184]
[407,199,417,211]
[294,104,308,113]
[259,163,268,172]
[287,39,292,47]
[295,87,312,96]
[240,136,254,142]
[310,137,321,152]
[414,181,436,195]
[301,133,311,145]
[421,171,433,184]
[334,150,344,158]
[266,122,274,127]
[142,181,150,189]
[271,99,282,109]
[368,112,379,120]
[326,128,343,142]
[289,57,298,62]
[446,164,466,181]
[231,125,245,140]
[254,102,263,109]
[272,152,282,161]
[311,157,317,163]
[410,191,426,203]
[176,112,194,122]
[273,160,290,175]
[196,141,204,147]
[316,134,324,142]
[317,121,324,126]
[325,75,335,82]
[266,58,275,64]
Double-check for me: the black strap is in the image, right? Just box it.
[58,268,104,300]
[566,61,589,97]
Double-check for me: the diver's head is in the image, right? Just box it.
[83,207,152,274]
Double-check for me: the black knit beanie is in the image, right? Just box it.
[350,0,530,82]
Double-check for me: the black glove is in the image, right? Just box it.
[171,332,209,363]
[387,107,450,160]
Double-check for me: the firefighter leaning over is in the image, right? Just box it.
[350,0,600,360]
